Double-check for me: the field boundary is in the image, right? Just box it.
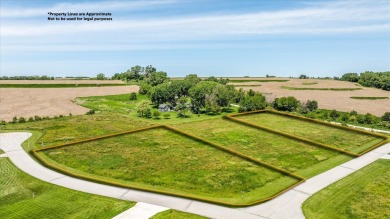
[32,125,304,207]
[224,109,389,156]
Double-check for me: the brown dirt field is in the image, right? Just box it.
[230,78,390,116]
[0,80,124,84]
[0,86,138,121]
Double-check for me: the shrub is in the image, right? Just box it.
[238,93,266,112]
[86,109,95,115]
[12,116,17,123]
[129,92,137,100]
[69,113,72,116]
[18,117,26,123]
[163,113,171,119]
[273,96,299,112]
[34,115,42,121]
[382,112,390,122]
[330,109,339,120]
[28,117,34,122]
[145,108,152,118]
[0,120,6,125]
[152,110,161,119]
[59,115,64,118]
[305,100,318,111]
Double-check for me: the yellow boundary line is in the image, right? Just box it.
[31,110,389,207]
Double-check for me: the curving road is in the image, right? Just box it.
[0,132,389,219]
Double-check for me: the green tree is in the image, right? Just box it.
[189,81,217,113]
[299,74,308,79]
[382,112,390,122]
[148,71,168,86]
[152,110,161,119]
[305,100,318,111]
[341,73,359,82]
[144,65,156,78]
[137,100,150,117]
[273,96,299,111]
[96,73,105,80]
[238,94,266,112]
[139,82,152,95]
[149,83,176,106]
[204,94,221,115]
[176,96,190,117]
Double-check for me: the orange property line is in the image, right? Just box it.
[33,124,304,207]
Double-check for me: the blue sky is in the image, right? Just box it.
[1,0,389,77]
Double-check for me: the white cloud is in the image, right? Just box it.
[1,0,389,52]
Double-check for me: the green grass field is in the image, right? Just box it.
[0,158,134,219]
[2,113,151,150]
[150,209,208,219]
[38,127,298,205]
[302,159,390,219]
[236,112,383,153]
[0,84,127,88]
[175,118,350,178]
[2,92,385,210]
[228,79,288,82]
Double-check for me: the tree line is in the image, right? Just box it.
[340,71,390,91]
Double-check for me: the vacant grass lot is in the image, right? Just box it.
[2,113,151,150]
[39,127,298,205]
[0,158,134,219]
[236,112,383,153]
[174,118,350,178]
[150,209,208,219]
[302,159,390,219]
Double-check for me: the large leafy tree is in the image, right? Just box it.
[238,93,266,112]
[189,81,218,113]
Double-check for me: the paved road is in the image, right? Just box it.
[1,132,389,219]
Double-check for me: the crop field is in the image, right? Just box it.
[302,159,390,219]
[0,158,134,219]
[0,85,138,122]
[229,78,390,116]
[235,111,384,154]
[35,126,299,206]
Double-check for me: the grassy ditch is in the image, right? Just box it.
[34,126,300,207]
[302,159,390,219]
[281,86,362,91]
[0,158,134,219]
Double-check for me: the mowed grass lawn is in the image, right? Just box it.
[236,112,383,153]
[2,113,152,150]
[0,158,134,219]
[302,159,390,219]
[175,118,350,178]
[39,127,298,205]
